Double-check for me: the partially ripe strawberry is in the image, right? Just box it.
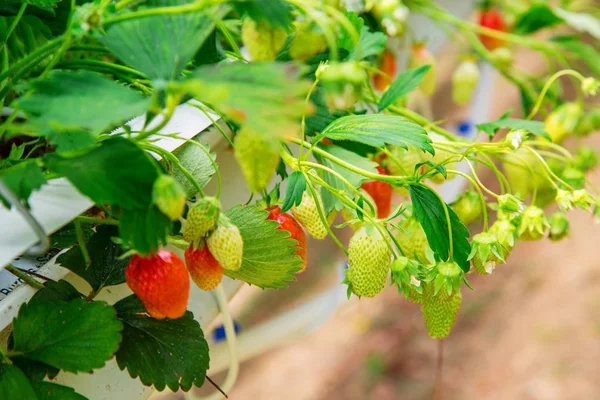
[373,49,397,92]
[267,206,307,272]
[478,7,507,50]
[207,215,244,271]
[184,243,224,291]
[408,43,437,96]
[183,197,221,247]
[291,191,329,239]
[347,225,392,298]
[361,166,393,218]
[125,250,190,319]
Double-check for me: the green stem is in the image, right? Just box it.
[0,37,62,82]
[0,3,27,54]
[299,78,320,160]
[74,220,92,267]
[4,265,44,290]
[142,143,205,197]
[104,0,227,25]
[76,216,120,225]
[215,19,245,61]
[448,170,489,231]
[189,103,235,148]
[303,174,348,256]
[57,59,147,79]
[465,159,500,199]
[527,69,586,120]
[523,145,573,191]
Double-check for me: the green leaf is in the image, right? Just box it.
[319,114,433,154]
[50,223,93,249]
[513,4,562,34]
[409,184,471,272]
[378,65,432,111]
[184,62,310,138]
[16,71,151,134]
[46,130,97,154]
[12,298,122,373]
[10,357,59,383]
[1,15,52,64]
[555,36,600,76]
[554,8,600,39]
[281,171,306,212]
[233,0,292,28]
[0,160,46,208]
[44,138,159,210]
[338,12,364,52]
[119,205,171,255]
[25,0,60,8]
[29,280,81,305]
[114,295,209,392]
[167,139,216,197]
[101,3,226,80]
[224,205,303,288]
[315,144,378,214]
[304,89,346,136]
[31,382,87,400]
[0,364,37,400]
[348,26,386,61]
[56,226,129,292]
[476,116,550,140]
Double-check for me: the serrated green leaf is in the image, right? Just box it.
[114,295,209,392]
[554,8,600,39]
[12,299,122,373]
[166,139,216,197]
[348,26,386,61]
[184,62,310,138]
[16,71,151,134]
[56,226,129,292]
[476,117,550,140]
[102,3,226,80]
[10,357,59,383]
[31,382,87,400]
[119,205,171,255]
[0,160,46,209]
[0,364,37,400]
[378,65,432,111]
[513,4,563,34]
[233,0,292,28]
[46,130,97,154]
[319,114,433,154]
[44,138,159,210]
[409,184,470,272]
[281,171,306,212]
[224,205,303,288]
[315,144,378,214]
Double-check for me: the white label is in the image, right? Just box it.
[0,248,61,301]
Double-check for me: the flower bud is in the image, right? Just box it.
[572,189,594,210]
[556,189,574,212]
[468,232,505,275]
[581,77,599,96]
[497,194,525,219]
[489,219,517,257]
[517,206,548,241]
[548,212,570,241]
[505,129,528,150]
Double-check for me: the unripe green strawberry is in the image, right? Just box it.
[291,191,329,239]
[561,167,585,190]
[502,149,559,206]
[241,18,287,61]
[409,43,437,96]
[489,219,516,258]
[548,211,569,242]
[234,127,280,193]
[518,206,548,241]
[184,243,224,291]
[207,215,244,271]
[489,47,513,70]
[468,232,505,275]
[320,62,368,110]
[347,224,392,298]
[183,197,221,247]
[126,250,190,319]
[289,22,327,61]
[372,0,409,37]
[452,59,480,105]
[420,261,463,339]
[386,145,424,195]
[545,102,583,143]
[572,146,598,172]
[575,110,600,137]
[396,218,433,264]
[451,191,482,225]
[152,175,187,221]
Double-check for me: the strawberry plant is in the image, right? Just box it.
[0,0,599,397]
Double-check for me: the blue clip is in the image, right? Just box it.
[457,121,472,137]
[213,321,241,342]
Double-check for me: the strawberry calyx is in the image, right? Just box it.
[467,232,505,275]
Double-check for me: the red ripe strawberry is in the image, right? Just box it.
[361,166,393,219]
[478,7,506,50]
[373,49,397,92]
[266,206,307,272]
[184,243,224,291]
[125,250,190,319]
